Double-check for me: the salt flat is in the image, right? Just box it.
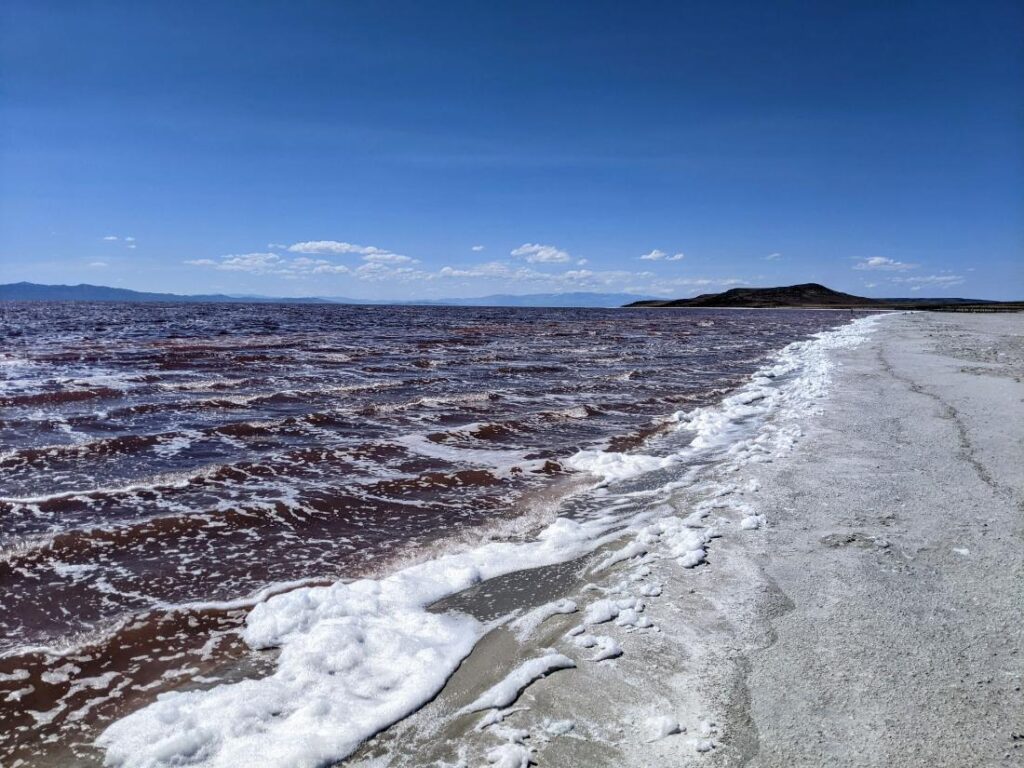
[733,311,1024,767]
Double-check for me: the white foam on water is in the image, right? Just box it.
[97,518,612,768]
[393,433,544,476]
[96,314,886,768]
[564,450,675,484]
[151,430,204,459]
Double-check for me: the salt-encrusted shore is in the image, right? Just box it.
[730,311,1024,767]
[346,312,1023,768]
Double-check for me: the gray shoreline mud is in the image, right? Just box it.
[348,312,1023,768]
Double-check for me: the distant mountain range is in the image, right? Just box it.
[0,282,333,304]
[397,292,651,308]
[0,282,651,308]
[626,283,1021,311]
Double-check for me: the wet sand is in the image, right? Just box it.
[348,311,1023,768]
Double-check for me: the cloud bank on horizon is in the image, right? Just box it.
[179,239,747,296]
[171,237,969,298]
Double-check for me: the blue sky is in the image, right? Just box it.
[2,0,1021,300]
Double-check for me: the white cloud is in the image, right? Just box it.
[88,261,108,268]
[510,243,572,263]
[353,261,422,281]
[311,264,351,275]
[185,243,750,297]
[892,274,965,288]
[853,256,916,271]
[648,276,745,293]
[287,240,391,256]
[438,262,530,280]
[184,249,429,282]
[765,252,781,261]
[471,245,485,252]
[102,235,136,248]
[217,253,284,273]
[362,253,416,264]
[434,260,745,296]
[639,249,684,261]
[561,269,594,280]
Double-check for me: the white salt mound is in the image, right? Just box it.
[486,743,532,768]
[645,714,682,741]
[590,636,623,662]
[740,514,764,530]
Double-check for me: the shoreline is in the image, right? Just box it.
[349,311,1023,767]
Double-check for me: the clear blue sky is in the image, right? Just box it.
[2,0,1022,300]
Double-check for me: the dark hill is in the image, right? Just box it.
[626,283,1016,311]
[631,283,869,308]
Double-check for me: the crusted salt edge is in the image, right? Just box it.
[95,313,885,768]
[567,313,887,485]
[509,599,578,640]
[459,653,576,715]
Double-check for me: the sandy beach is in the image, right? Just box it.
[343,311,1023,768]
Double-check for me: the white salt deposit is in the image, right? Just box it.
[740,514,765,530]
[475,706,529,731]
[510,599,578,640]
[543,718,575,735]
[485,743,532,768]
[645,714,682,741]
[638,582,663,597]
[593,541,648,572]
[582,599,620,626]
[589,636,623,662]
[460,653,576,714]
